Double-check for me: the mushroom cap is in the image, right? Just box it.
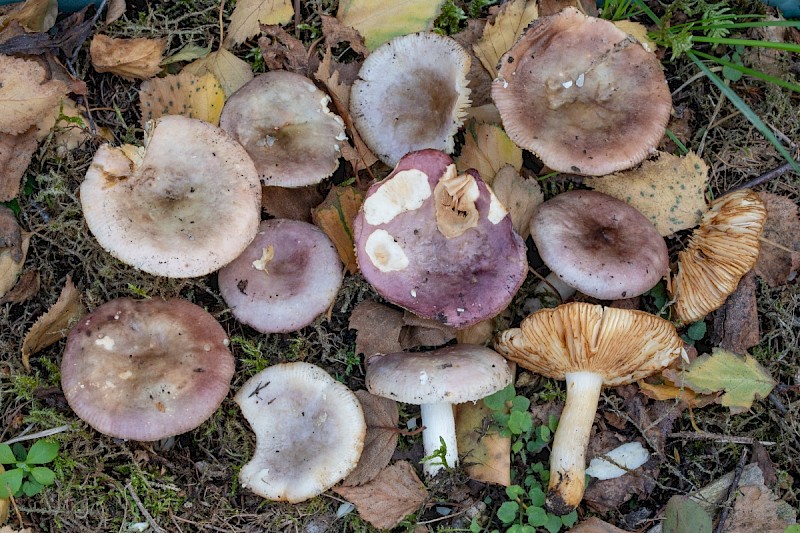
[220,71,346,187]
[353,149,528,328]
[495,302,682,386]
[218,219,343,333]
[492,8,671,175]
[235,362,366,503]
[350,32,471,167]
[80,115,261,278]
[61,298,234,441]
[530,190,669,300]
[669,189,767,324]
[366,344,513,404]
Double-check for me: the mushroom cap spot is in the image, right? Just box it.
[495,302,682,385]
[366,344,513,404]
[80,115,261,278]
[351,32,472,167]
[492,8,671,175]
[218,219,343,334]
[364,229,409,272]
[362,168,432,226]
[530,190,668,300]
[220,71,346,187]
[354,150,528,328]
[235,362,366,503]
[669,189,767,324]
[60,298,234,441]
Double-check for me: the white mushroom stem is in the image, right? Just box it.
[525,273,576,313]
[420,402,458,476]
[546,371,604,516]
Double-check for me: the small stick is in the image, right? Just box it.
[767,392,788,416]
[713,448,748,533]
[1,425,70,446]
[669,431,774,446]
[727,161,794,192]
[8,492,23,529]
[125,482,166,533]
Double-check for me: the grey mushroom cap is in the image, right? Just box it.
[530,190,669,300]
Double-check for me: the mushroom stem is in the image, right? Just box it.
[420,402,458,476]
[525,273,576,313]
[546,371,604,516]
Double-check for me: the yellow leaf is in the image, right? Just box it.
[491,165,543,240]
[614,20,656,53]
[311,185,364,275]
[337,0,446,51]
[184,49,254,98]
[223,0,294,47]
[456,399,511,486]
[473,0,539,77]
[456,122,522,184]
[90,34,167,80]
[139,71,225,126]
[0,55,68,135]
[584,151,709,236]
[638,379,698,404]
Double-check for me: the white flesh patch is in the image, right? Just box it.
[487,187,508,224]
[586,441,650,480]
[363,170,431,226]
[365,230,409,272]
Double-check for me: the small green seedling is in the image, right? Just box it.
[420,436,450,470]
[0,440,59,498]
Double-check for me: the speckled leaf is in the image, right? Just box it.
[139,71,225,126]
[336,0,445,51]
[223,0,293,47]
[473,0,539,77]
[184,49,254,97]
[585,151,709,236]
[455,398,511,486]
[342,390,399,486]
[456,123,522,184]
[312,185,364,274]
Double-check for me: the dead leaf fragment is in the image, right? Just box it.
[343,390,399,486]
[727,484,794,532]
[711,270,760,355]
[312,185,364,274]
[0,55,68,135]
[263,184,324,222]
[35,98,92,156]
[585,152,709,236]
[336,0,445,51]
[90,34,166,80]
[105,0,126,24]
[223,0,294,47]
[257,24,308,74]
[399,310,455,349]
[456,122,523,184]
[184,49,254,97]
[22,275,85,370]
[349,300,404,358]
[139,71,225,126]
[491,165,543,240]
[755,191,800,286]
[473,0,539,77]
[0,127,37,201]
[0,225,29,299]
[569,517,631,533]
[0,0,57,33]
[334,460,427,530]
[320,14,368,56]
[614,20,656,52]
[455,398,511,486]
[0,269,39,305]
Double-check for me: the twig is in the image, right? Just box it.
[697,82,728,158]
[8,492,23,529]
[669,431,774,446]
[767,392,788,416]
[713,448,748,533]
[125,482,166,533]
[728,161,795,192]
[1,425,70,446]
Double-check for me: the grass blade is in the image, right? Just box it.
[693,50,800,93]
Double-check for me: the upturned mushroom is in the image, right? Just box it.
[60,298,235,441]
[353,149,528,328]
[366,344,512,476]
[495,302,683,514]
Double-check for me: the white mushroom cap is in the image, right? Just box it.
[80,115,261,278]
[235,362,366,503]
[350,33,471,166]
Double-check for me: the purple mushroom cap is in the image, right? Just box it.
[353,149,527,328]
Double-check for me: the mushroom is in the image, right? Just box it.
[492,7,671,175]
[235,362,366,503]
[668,189,767,324]
[60,298,235,441]
[495,302,683,514]
[528,190,668,307]
[366,344,512,476]
[353,149,528,328]
[219,71,346,187]
[80,115,261,278]
[350,32,471,166]
[218,219,343,333]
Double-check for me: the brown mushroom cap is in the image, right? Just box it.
[80,115,261,278]
[220,71,346,187]
[492,8,671,175]
[218,219,343,333]
[235,362,366,503]
[669,189,767,324]
[350,33,471,167]
[60,298,234,441]
[530,190,669,300]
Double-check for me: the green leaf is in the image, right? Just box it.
[22,479,43,497]
[26,440,58,465]
[526,506,548,527]
[543,513,563,533]
[508,410,532,435]
[11,443,26,461]
[510,396,530,413]
[484,384,515,411]
[506,485,525,500]
[0,468,24,498]
[561,510,578,527]
[337,0,446,50]
[686,321,707,341]
[539,425,551,442]
[663,495,712,533]
[470,517,482,533]
[0,444,15,464]
[528,486,545,507]
[683,348,776,413]
[497,501,519,524]
[30,466,55,486]
[784,526,800,533]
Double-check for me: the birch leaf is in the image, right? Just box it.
[455,122,522,184]
[139,71,225,126]
[312,185,364,274]
[491,165,543,240]
[90,34,166,80]
[336,0,445,51]
[223,0,293,47]
[0,55,68,135]
[473,0,539,77]
[184,49,254,97]
[455,398,511,486]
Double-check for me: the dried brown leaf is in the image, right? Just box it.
[473,0,538,78]
[755,191,800,287]
[139,70,225,126]
[0,55,68,135]
[0,269,39,305]
[727,484,793,533]
[455,318,495,345]
[22,274,85,370]
[333,460,427,530]
[257,24,307,74]
[223,0,293,47]
[263,184,324,222]
[343,390,399,486]
[349,300,404,358]
[711,270,760,355]
[184,49,253,97]
[453,19,493,108]
[539,0,597,16]
[569,517,631,533]
[35,97,92,157]
[312,185,364,274]
[105,0,126,24]
[0,127,37,201]
[90,34,166,80]
[399,310,455,349]
[0,228,29,298]
[455,399,511,486]
[0,526,34,533]
[0,0,57,33]
[491,164,543,240]
[320,14,368,56]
